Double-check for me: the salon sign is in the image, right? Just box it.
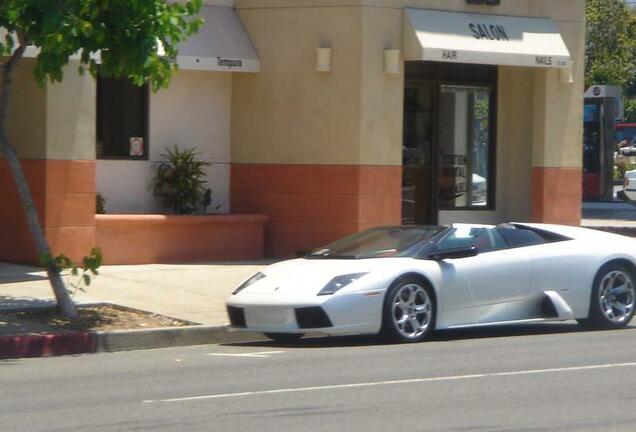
[405,9,572,69]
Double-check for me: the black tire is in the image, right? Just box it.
[380,277,436,343]
[580,263,636,330]
[263,332,305,343]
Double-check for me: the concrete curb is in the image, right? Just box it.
[0,332,96,359]
[0,301,264,359]
[0,325,264,360]
[93,325,264,353]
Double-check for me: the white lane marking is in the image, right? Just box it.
[142,362,636,404]
[207,351,284,359]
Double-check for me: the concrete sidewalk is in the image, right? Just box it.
[0,261,270,327]
[581,201,636,236]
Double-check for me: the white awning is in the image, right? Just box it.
[403,9,571,68]
[176,6,260,73]
[15,6,260,73]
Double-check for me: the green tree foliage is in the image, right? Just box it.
[586,0,636,88]
[40,248,103,297]
[625,99,636,122]
[0,0,203,89]
[0,0,202,317]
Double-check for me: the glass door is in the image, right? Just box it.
[402,85,437,225]
[438,85,492,210]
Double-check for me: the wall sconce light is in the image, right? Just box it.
[559,61,574,84]
[384,49,401,74]
[316,47,332,72]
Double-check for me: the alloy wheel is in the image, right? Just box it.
[598,270,636,324]
[391,283,433,339]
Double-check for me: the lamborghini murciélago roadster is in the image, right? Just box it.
[226,223,636,343]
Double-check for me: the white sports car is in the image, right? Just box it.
[226,223,636,343]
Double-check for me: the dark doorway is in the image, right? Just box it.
[402,84,437,225]
[401,62,497,225]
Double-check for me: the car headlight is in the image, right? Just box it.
[232,272,266,295]
[318,273,368,296]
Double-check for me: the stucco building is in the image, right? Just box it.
[0,0,585,263]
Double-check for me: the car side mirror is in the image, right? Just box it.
[428,246,479,261]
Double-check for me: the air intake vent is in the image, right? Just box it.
[227,306,246,328]
[295,307,333,329]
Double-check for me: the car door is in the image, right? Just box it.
[527,239,599,319]
[431,226,534,328]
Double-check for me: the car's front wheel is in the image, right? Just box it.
[263,332,305,343]
[580,263,636,329]
[381,277,436,343]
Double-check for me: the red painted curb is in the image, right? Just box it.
[0,332,96,359]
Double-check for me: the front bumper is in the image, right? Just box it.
[226,291,384,335]
[227,305,333,330]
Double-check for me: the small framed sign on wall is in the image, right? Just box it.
[466,0,501,5]
[129,137,144,157]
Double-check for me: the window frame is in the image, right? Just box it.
[416,225,572,259]
[96,74,150,161]
[404,61,498,212]
[429,227,506,256]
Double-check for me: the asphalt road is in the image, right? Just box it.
[2,323,636,432]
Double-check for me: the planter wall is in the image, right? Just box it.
[95,214,267,264]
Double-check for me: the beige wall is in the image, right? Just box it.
[46,61,96,160]
[359,6,403,166]
[4,60,95,161]
[5,59,47,159]
[97,70,232,214]
[232,6,364,165]
[533,20,585,169]
[234,0,585,224]
[4,0,585,227]
[498,67,534,221]
[236,0,584,22]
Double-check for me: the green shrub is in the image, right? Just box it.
[96,193,106,214]
[614,160,636,180]
[625,99,636,123]
[152,146,211,214]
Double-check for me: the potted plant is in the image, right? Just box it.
[152,146,211,214]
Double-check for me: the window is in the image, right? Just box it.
[496,228,545,249]
[96,76,148,159]
[307,226,445,259]
[438,86,492,209]
[435,227,506,254]
[496,225,571,249]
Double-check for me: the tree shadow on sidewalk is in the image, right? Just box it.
[0,297,59,337]
[0,262,47,284]
[0,296,56,312]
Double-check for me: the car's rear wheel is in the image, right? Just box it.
[263,332,305,343]
[580,263,636,329]
[381,277,435,343]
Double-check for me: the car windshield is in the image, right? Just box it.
[306,226,446,259]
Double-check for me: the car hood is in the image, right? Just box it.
[237,258,385,297]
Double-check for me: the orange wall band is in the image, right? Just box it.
[231,164,402,257]
[531,167,582,226]
[95,214,268,264]
[0,159,95,263]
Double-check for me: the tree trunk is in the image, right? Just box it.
[0,40,78,318]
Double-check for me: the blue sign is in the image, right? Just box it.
[584,104,599,123]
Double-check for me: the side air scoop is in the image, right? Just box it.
[542,290,575,319]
